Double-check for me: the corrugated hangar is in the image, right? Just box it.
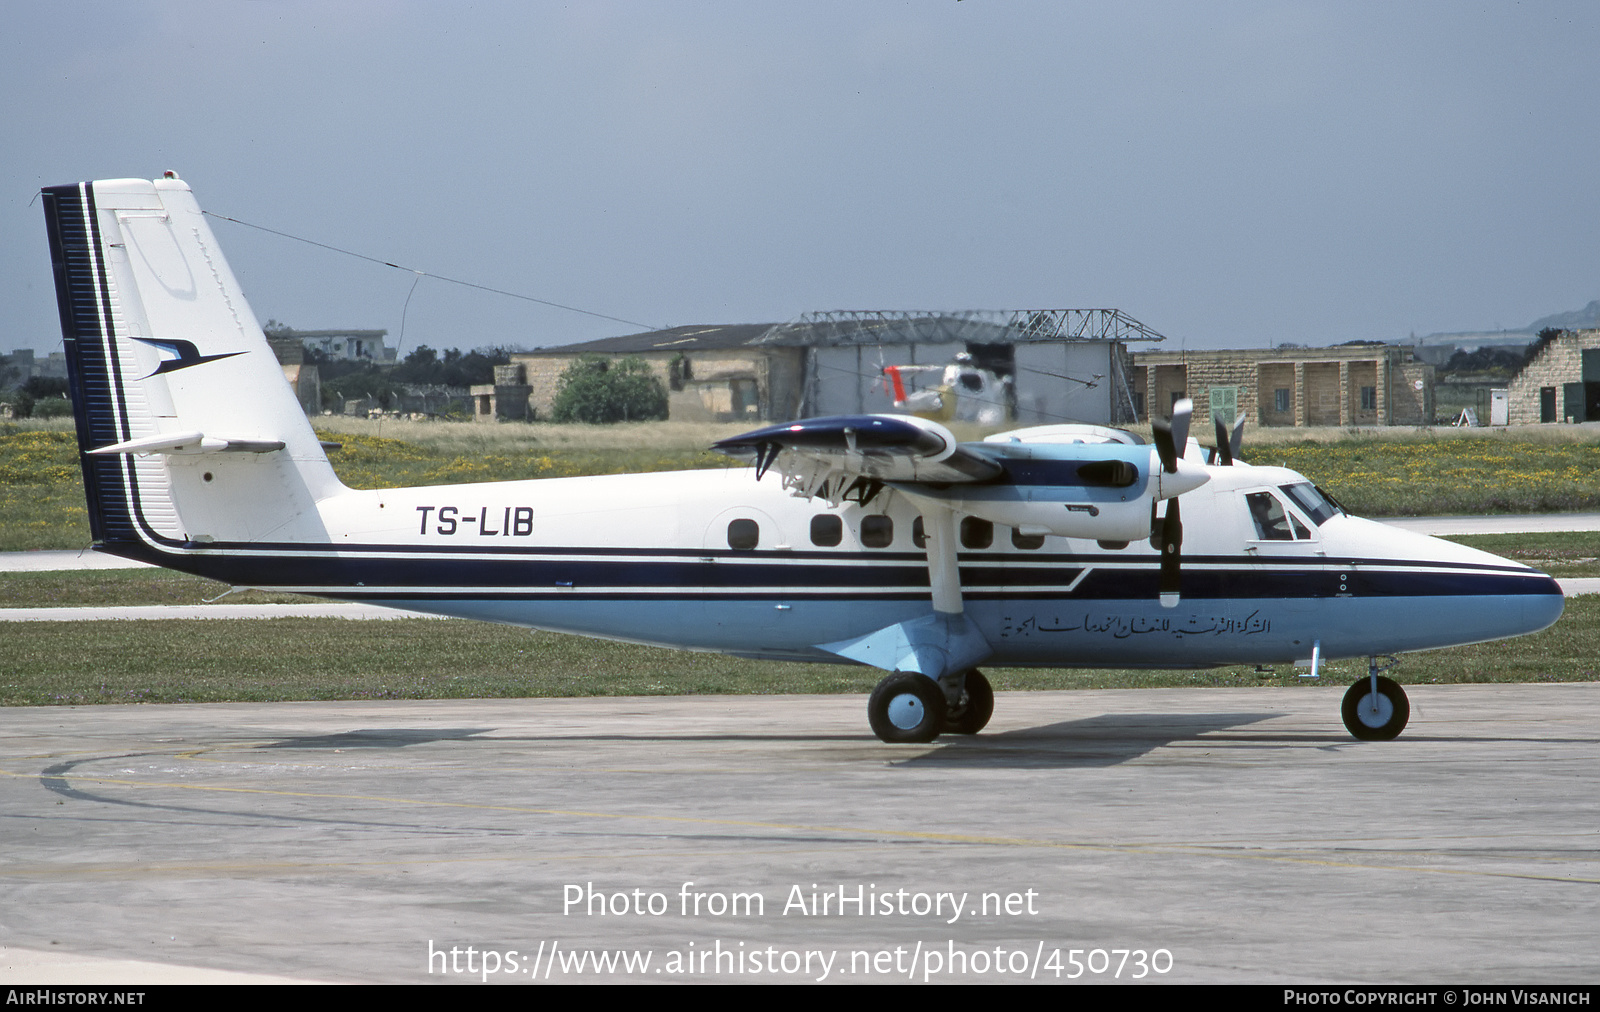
[502,309,1164,425]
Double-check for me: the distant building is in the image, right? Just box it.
[1130,344,1435,427]
[1505,328,1600,424]
[510,310,1163,425]
[511,323,794,423]
[7,348,69,380]
[472,364,534,423]
[265,327,395,364]
[265,336,321,415]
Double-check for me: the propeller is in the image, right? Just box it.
[1150,398,1193,608]
[1151,397,1192,473]
[1212,412,1246,466]
[1158,498,1183,608]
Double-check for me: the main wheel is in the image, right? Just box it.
[944,669,994,735]
[868,672,947,744]
[1341,675,1410,741]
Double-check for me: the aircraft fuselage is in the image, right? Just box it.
[115,461,1563,670]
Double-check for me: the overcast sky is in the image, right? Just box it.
[5,1,1598,359]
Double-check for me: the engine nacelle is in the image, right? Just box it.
[893,448,1208,541]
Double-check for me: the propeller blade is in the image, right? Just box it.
[1229,411,1246,462]
[1169,398,1192,460]
[1213,416,1233,466]
[1152,416,1176,474]
[1151,397,1193,474]
[1159,498,1183,608]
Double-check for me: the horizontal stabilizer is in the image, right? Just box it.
[87,433,286,456]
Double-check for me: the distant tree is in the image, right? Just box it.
[391,345,513,387]
[6,377,72,419]
[1526,327,1565,367]
[1440,347,1527,378]
[318,362,398,411]
[551,355,668,424]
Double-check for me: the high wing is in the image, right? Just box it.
[713,412,1208,544]
[712,414,1001,495]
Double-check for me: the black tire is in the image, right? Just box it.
[867,672,947,744]
[1341,675,1410,741]
[944,669,994,735]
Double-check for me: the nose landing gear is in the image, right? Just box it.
[1341,658,1409,741]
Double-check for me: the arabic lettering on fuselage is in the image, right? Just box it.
[1000,610,1271,639]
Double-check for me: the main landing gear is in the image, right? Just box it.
[1341,659,1410,741]
[867,669,992,744]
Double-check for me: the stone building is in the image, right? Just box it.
[6,348,70,381]
[1130,345,1434,427]
[266,336,322,416]
[1505,329,1600,424]
[472,364,536,422]
[267,327,395,364]
[511,324,800,423]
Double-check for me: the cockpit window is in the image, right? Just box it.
[1280,483,1341,526]
[1246,491,1310,541]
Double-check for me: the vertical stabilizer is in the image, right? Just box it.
[41,176,344,560]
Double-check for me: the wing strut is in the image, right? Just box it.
[817,502,991,682]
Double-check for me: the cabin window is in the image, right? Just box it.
[1246,492,1312,541]
[726,518,760,550]
[912,516,926,549]
[1012,528,1045,550]
[860,515,894,548]
[810,514,843,547]
[960,517,993,549]
[1246,493,1295,541]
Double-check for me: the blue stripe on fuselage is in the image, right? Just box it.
[105,541,1559,602]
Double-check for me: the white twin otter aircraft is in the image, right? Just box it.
[41,176,1565,744]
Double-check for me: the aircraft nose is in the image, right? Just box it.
[1519,573,1566,633]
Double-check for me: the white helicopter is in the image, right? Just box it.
[881,353,1013,425]
[41,176,1565,744]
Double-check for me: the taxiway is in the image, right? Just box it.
[1,686,1596,984]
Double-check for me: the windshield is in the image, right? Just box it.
[1279,482,1341,526]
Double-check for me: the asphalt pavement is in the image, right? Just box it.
[1,685,1595,984]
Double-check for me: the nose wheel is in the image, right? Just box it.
[1341,674,1409,741]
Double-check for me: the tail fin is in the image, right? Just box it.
[41,176,343,560]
